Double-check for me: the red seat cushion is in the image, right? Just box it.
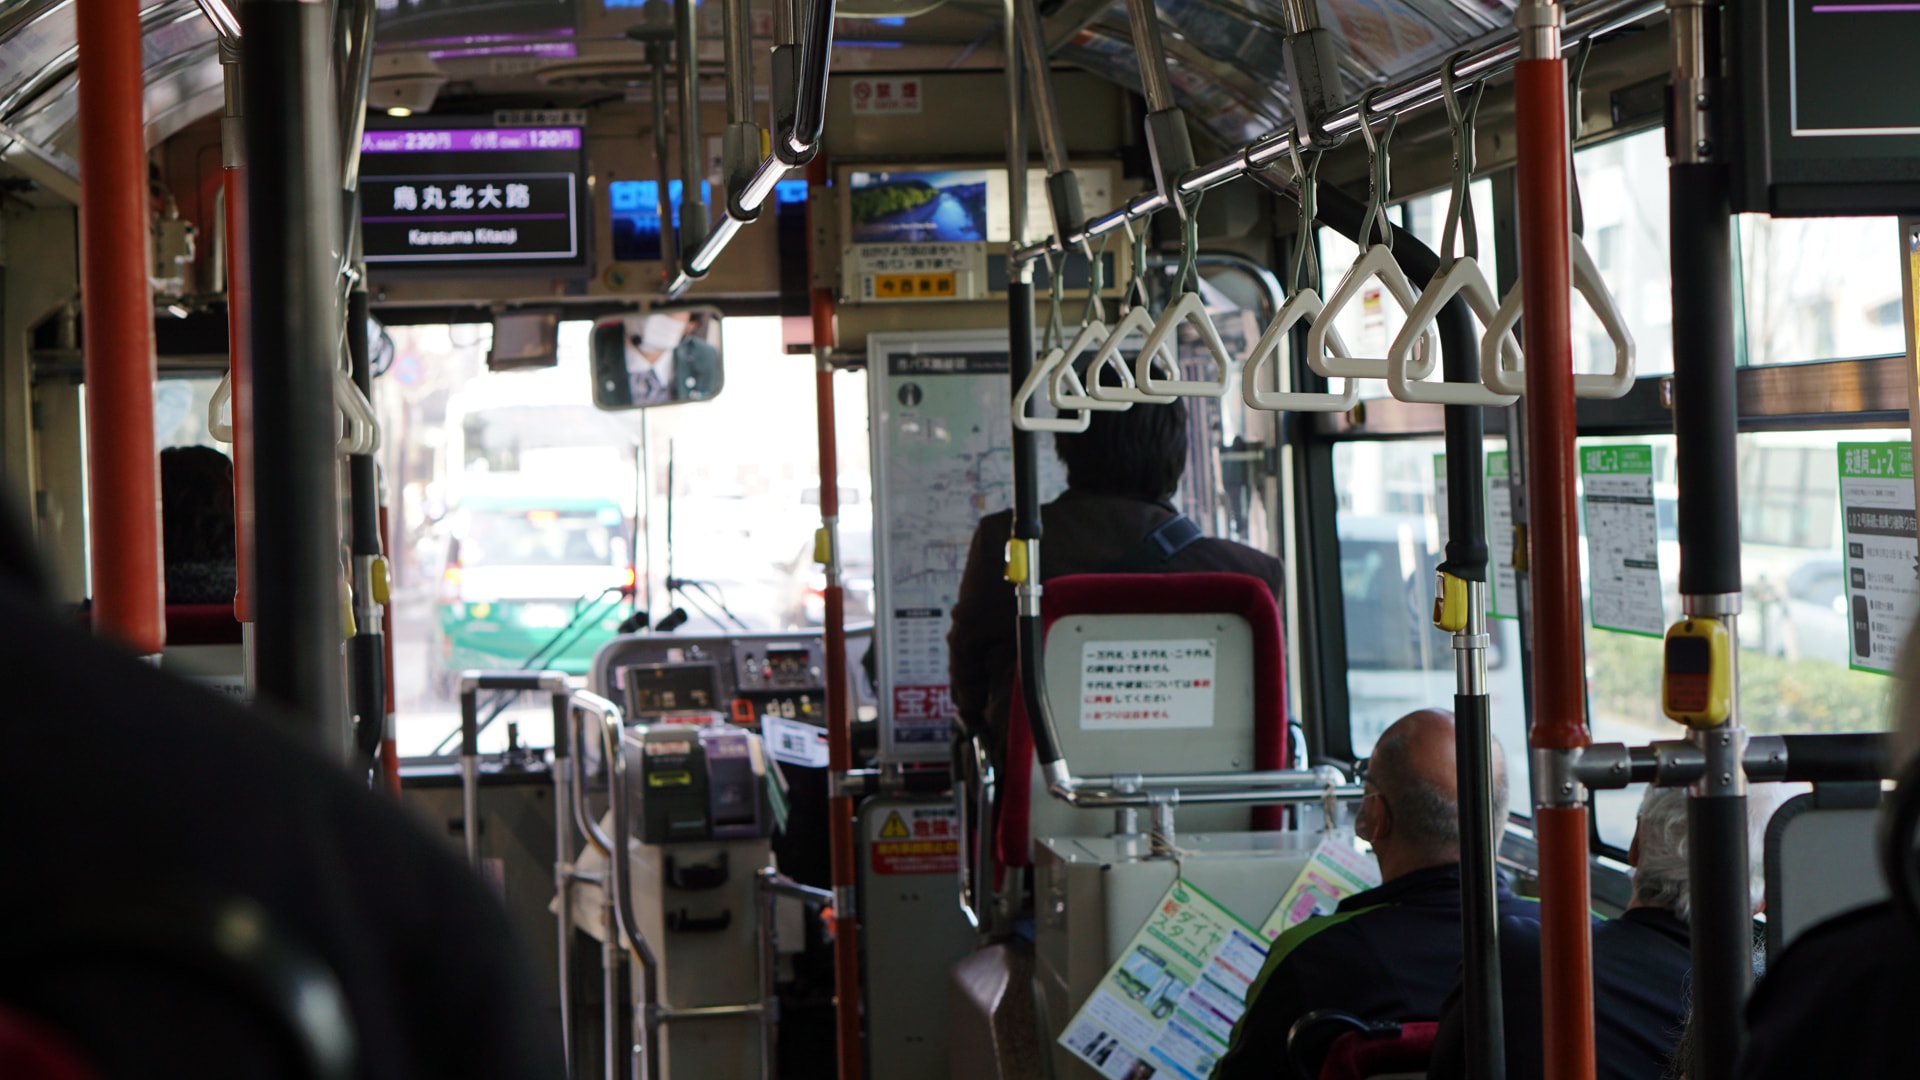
[73,604,242,647]
[995,572,1289,870]
[162,604,244,647]
[1318,1022,1438,1080]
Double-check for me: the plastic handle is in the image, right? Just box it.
[1134,292,1231,398]
[1048,322,1130,412]
[1242,290,1361,413]
[335,368,381,454]
[1013,346,1091,433]
[1086,306,1176,405]
[1386,256,1519,406]
[1308,244,1441,381]
[207,370,234,443]
[1483,235,1635,400]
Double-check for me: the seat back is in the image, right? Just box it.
[1317,1022,1436,1080]
[997,572,1288,869]
[1764,782,1889,956]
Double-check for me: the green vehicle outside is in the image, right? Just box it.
[433,494,634,694]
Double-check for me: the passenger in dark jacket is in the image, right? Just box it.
[1428,784,1742,1080]
[1213,710,1537,1080]
[947,400,1285,769]
[1736,623,1920,1080]
[0,496,564,1080]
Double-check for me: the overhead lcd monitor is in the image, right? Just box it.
[359,124,589,275]
[1733,0,1920,215]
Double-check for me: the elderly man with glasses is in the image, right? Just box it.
[1212,708,1538,1080]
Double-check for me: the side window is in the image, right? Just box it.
[1333,439,1530,810]
[1582,432,1899,850]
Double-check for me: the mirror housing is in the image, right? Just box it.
[590,307,725,410]
[487,312,560,371]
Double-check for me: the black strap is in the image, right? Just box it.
[1106,514,1204,574]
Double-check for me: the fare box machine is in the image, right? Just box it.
[572,721,782,1079]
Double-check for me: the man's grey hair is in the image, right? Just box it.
[1631,783,1796,922]
[1369,717,1508,857]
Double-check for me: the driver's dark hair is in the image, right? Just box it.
[1053,399,1188,501]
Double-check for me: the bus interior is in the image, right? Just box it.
[2,0,1920,1077]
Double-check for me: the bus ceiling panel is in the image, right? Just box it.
[0,0,218,200]
[1042,0,1522,146]
[1059,20,1284,144]
[1315,355,1915,440]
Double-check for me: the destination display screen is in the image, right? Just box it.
[1786,0,1920,136]
[359,126,587,273]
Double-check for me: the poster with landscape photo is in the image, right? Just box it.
[848,170,991,244]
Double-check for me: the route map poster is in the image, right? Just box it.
[1581,444,1665,637]
[868,333,1066,761]
[1058,878,1269,1080]
[1838,442,1920,674]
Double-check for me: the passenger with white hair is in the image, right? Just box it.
[1429,783,1788,1080]
[1736,623,1920,1079]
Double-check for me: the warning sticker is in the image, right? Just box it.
[868,804,960,876]
[848,76,923,115]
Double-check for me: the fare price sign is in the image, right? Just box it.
[359,126,584,267]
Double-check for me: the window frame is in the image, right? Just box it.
[1299,126,1915,857]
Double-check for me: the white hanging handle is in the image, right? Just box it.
[1242,290,1361,413]
[1386,256,1519,406]
[1482,236,1635,400]
[336,368,381,454]
[1309,246,1440,380]
[1086,306,1177,405]
[208,370,234,443]
[1306,94,1439,382]
[1048,322,1131,412]
[1133,203,1231,398]
[1134,292,1232,398]
[1014,347,1090,433]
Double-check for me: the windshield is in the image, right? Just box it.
[460,508,618,567]
[461,404,635,473]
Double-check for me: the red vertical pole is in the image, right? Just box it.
[225,163,253,626]
[807,152,861,1080]
[1515,19,1597,1080]
[77,0,163,655]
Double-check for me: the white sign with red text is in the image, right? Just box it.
[848,77,924,115]
[1080,639,1218,731]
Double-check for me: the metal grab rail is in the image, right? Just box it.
[583,690,664,1080]
[664,0,839,297]
[1009,0,1664,268]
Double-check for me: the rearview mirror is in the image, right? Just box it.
[590,307,725,410]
